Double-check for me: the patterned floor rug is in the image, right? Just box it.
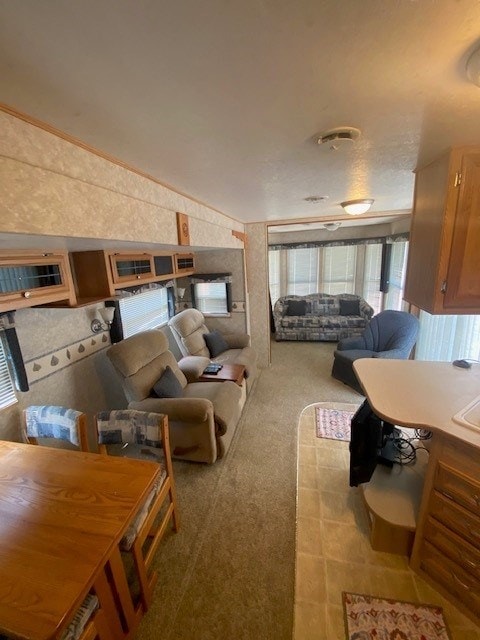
[315,405,356,441]
[343,592,452,640]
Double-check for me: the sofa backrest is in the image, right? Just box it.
[273,293,373,318]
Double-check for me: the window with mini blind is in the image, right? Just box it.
[0,336,16,410]
[190,274,232,316]
[117,287,170,339]
[415,312,480,362]
[321,245,356,295]
[268,235,409,314]
[362,243,383,315]
[287,248,319,296]
[384,241,409,311]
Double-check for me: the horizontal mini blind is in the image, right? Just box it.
[416,312,480,362]
[321,245,356,294]
[362,243,383,314]
[0,337,17,410]
[287,248,318,295]
[118,288,169,338]
[194,283,228,314]
[384,241,409,311]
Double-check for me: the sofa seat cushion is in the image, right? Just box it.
[209,347,257,380]
[279,315,367,330]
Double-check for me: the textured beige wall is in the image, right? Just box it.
[0,110,244,248]
[193,249,247,335]
[0,305,126,445]
[245,223,270,368]
[0,111,271,440]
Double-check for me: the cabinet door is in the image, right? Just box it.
[109,254,155,285]
[443,151,480,310]
[0,253,75,311]
[403,150,452,314]
[174,253,195,275]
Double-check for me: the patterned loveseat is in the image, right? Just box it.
[273,293,374,342]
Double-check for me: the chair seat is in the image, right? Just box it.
[61,594,98,640]
[121,470,167,551]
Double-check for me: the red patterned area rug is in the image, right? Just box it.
[343,592,452,640]
[315,406,355,442]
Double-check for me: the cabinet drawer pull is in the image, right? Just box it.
[473,494,480,508]
[462,555,480,569]
[23,291,31,299]
[466,526,480,542]
[452,572,472,591]
[441,490,455,501]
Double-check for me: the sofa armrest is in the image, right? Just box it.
[178,356,211,382]
[223,332,251,348]
[129,397,214,423]
[359,298,374,320]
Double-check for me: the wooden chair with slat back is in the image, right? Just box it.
[22,405,90,451]
[94,409,179,613]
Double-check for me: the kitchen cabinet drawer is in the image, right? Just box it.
[434,462,480,517]
[424,516,480,581]
[419,540,480,618]
[429,490,480,549]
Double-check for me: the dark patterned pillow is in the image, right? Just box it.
[152,366,183,398]
[204,330,229,358]
[285,300,309,316]
[339,298,360,316]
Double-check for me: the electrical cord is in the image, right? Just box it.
[383,427,431,466]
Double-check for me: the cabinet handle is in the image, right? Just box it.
[466,525,480,541]
[461,554,479,569]
[137,275,141,279]
[451,572,477,592]
[442,490,455,501]
[473,494,480,509]
[23,291,32,299]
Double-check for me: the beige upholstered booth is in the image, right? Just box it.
[168,308,258,392]
[106,330,244,464]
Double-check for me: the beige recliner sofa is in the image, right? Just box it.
[168,308,258,392]
[106,330,244,464]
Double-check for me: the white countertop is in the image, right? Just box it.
[353,359,480,448]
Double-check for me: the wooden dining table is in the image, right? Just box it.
[0,440,161,640]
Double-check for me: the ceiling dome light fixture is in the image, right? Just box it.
[466,46,480,87]
[341,198,374,216]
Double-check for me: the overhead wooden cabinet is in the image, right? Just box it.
[404,146,480,314]
[0,251,76,312]
[71,250,189,305]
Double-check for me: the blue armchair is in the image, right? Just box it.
[331,310,420,394]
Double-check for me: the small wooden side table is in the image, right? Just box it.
[198,363,246,385]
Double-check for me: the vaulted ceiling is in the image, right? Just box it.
[1,1,479,225]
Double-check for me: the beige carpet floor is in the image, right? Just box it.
[135,340,362,640]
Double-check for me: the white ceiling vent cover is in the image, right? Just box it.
[317,127,361,149]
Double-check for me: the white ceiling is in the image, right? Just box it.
[1,1,480,225]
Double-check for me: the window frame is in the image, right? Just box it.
[0,333,17,410]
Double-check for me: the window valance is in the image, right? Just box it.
[269,232,409,251]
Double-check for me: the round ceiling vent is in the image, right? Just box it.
[304,195,329,203]
[316,127,361,150]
